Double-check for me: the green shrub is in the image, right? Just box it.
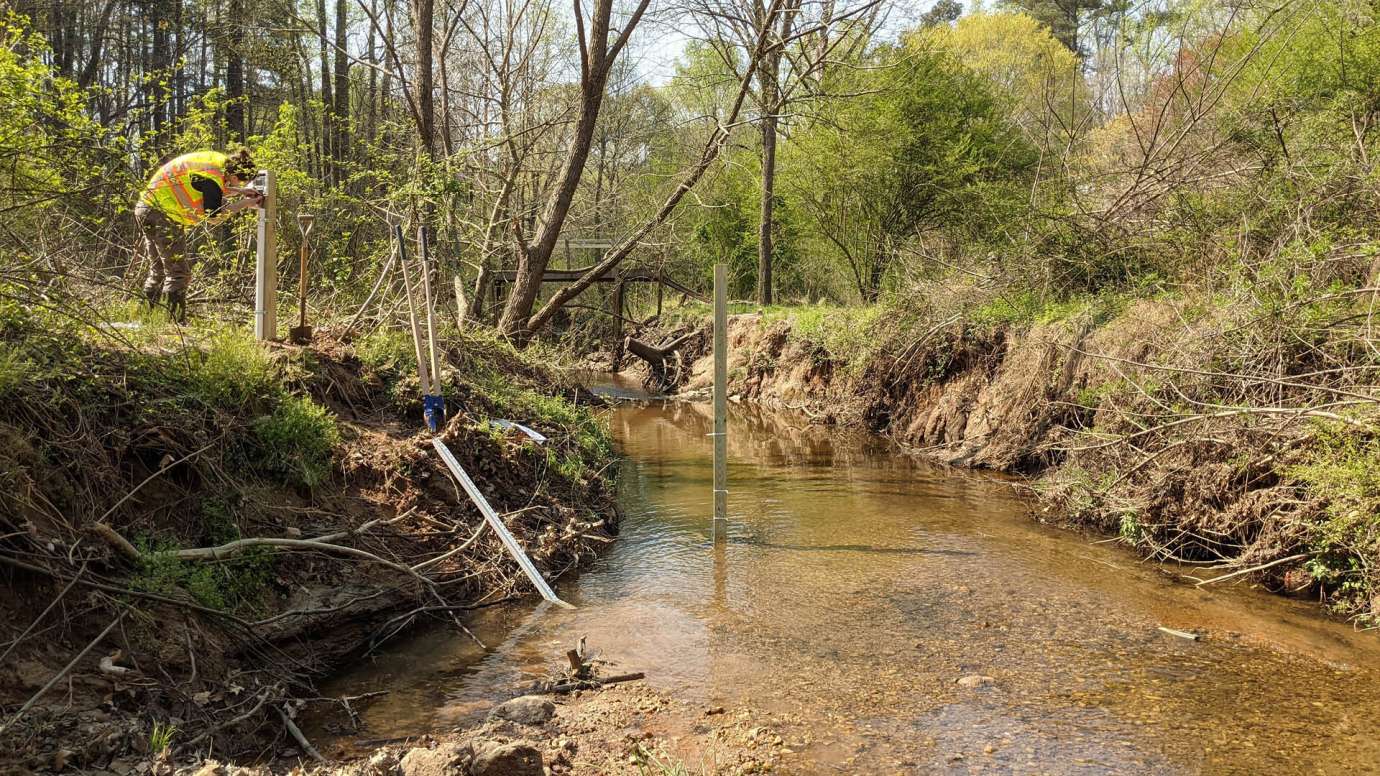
[130,539,227,610]
[186,331,278,409]
[969,291,1042,328]
[1289,425,1380,621]
[356,328,416,375]
[130,535,275,612]
[252,396,339,487]
[511,387,613,474]
[0,341,33,395]
[761,303,886,376]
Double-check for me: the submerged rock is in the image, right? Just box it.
[955,675,994,688]
[487,696,556,726]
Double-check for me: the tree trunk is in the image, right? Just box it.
[77,0,118,89]
[496,69,612,339]
[333,0,350,173]
[224,0,246,141]
[173,0,185,116]
[412,0,435,157]
[365,0,376,145]
[522,0,785,336]
[494,0,660,341]
[51,0,72,78]
[316,0,334,181]
[470,263,489,321]
[150,2,171,145]
[757,104,776,306]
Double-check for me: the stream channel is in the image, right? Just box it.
[322,377,1380,773]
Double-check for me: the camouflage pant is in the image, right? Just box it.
[135,202,191,294]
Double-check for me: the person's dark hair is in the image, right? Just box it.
[225,148,257,181]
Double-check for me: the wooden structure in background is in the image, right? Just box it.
[476,237,707,335]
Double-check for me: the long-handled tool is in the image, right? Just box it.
[396,224,444,432]
[290,214,315,344]
[417,225,446,429]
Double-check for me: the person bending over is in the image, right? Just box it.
[135,148,263,322]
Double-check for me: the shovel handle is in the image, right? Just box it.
[297,218,313,328]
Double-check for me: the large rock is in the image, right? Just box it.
[487,695,555,726]
[363,748,401,776]
[398,743,467,776]
[470,741,542,776]
[398,740,542,776]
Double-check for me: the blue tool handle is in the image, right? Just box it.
[423,394,447,432]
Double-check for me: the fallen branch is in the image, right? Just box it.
[94,439,219,528]
[410,518,488,572]
[99,653,133,677]
[532,671,645,695]
[0,555,254,626]
[0,611,126,735]
[1157,626,1201,641]
[342,240,399,338]
[1061,402,1373,453]
[1193,553,1308,587]
[173,536,435,587]
[179,690,274,751]
[277,706,325,762]
[89,519,436,590]
[89,522,141,562]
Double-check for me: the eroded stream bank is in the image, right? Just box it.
[324,381,1380,774]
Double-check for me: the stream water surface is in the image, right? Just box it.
[324,378,1380,774]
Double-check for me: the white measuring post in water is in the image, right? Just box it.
[253,169,278,341]
[712,263,728,539]
[431,438,574,609]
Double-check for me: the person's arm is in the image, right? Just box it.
[193,176,263,225]
[224,186,265,210]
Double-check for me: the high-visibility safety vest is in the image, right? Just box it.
[140,151,229,226]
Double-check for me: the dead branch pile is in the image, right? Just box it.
[1039,276,1380,615]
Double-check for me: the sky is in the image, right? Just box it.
[627,0,944,85]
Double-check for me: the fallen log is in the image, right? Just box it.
[531,671,646,695]
[624,331,698,366]
[624,330,700,393]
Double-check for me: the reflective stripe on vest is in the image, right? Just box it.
[141,151,229,225]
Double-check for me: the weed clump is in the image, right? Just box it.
[0,341,33,396]
[251,395,340,488]
[1289,426,1380,623]
[185,331,278,410]
[130,535,276,612]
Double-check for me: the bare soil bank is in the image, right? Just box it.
[0,324,618,771]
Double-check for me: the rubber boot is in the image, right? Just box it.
[166,289,187,324]
[143,286,162,311]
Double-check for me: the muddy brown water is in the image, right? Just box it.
[321,377,1380,773]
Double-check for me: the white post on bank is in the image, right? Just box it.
[254,169,278,341]
[712,263,728,539]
